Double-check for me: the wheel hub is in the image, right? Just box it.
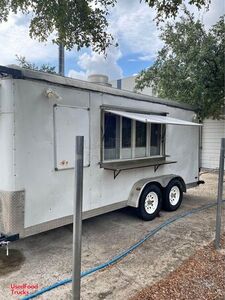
[144,192,159,214]
[169,186,180,206]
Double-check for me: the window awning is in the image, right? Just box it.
[105,110,202,126]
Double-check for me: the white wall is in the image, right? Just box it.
[110,75,155,96]
[0,79,16,190]
[201,119,225,170]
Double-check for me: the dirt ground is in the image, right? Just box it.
[131,235,225,300]
[0,172,224,300]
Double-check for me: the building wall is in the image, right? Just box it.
[201,119,225,170]
[110,75,155,96]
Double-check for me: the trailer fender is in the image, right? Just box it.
[128,174,186,208]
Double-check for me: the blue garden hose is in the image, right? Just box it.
[22,200,224,300]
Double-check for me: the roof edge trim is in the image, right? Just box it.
[0,65,195,112]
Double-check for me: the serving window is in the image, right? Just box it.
[103,111,165,162]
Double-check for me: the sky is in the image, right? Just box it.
[0,0,223,81]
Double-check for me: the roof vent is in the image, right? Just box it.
[88,74,112,87]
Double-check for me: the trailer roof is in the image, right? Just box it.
[0,65,195,111]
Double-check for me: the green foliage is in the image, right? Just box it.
[0,1,210,53]
[144,0,210,22]
[16,55,56,74]
[0,0,117,53]
[135,11,225,120]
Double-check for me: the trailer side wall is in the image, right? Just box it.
[1,77,199,236]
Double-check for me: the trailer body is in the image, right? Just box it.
[0,67,200,238]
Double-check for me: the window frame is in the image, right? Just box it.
[101,110,166,163]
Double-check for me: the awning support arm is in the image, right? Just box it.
[114,169,121,179]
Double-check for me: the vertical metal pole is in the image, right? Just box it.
[59,43,65,76]
[72,136,84,300]
[215,138,225,249]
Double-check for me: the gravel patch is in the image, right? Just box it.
[130,235,225,300]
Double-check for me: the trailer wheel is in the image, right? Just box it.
[163,179,183,211]
[138,184,162,221]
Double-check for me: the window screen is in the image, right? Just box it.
[104,113,120,160]
[103,111,165,161]
[122,117,132,148]
[135,121,146,147]
[150,124,161,156]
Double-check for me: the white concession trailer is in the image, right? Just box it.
[0,66,202,241]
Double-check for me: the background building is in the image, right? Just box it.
[110,75,156,97]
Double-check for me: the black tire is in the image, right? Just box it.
[163,179,183,211]
[138,184,162,221]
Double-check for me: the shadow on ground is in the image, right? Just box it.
[0,249,25,276]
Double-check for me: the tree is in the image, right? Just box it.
[143,0,210,22]
[0,0,116,53]
[0,0,210,53]
[16,55,57,74]
[135,11,225,120]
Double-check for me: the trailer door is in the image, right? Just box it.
[54,105,90,170]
